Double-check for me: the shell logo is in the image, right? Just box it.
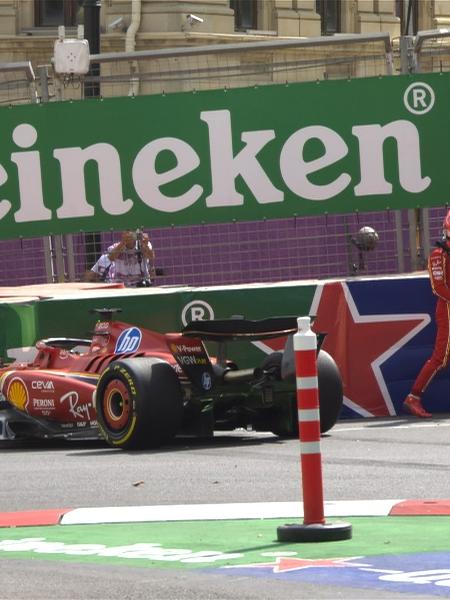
[7,377,29,411]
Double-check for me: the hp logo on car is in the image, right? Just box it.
[115,327,142,353]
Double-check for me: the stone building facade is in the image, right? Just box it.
[0,1,448,66]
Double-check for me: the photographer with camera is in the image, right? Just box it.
[107,229,155,287]
[84,253,113,283]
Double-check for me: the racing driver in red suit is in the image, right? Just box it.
[403,210,450,418]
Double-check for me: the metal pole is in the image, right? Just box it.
[401,36,421,273]
[404,0,414,36]
[83,0,102,278]
[42,236,55,283]
[65,234,76,281]
[84,0,101,98]
[408,209,419,271]
[54,236,66,283]
[395,211,405,273]
[36,64,56,283]
[422,208,431,265]
[37,65,49,102]
[400,35,414,74]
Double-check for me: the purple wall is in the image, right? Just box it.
[0,208,445,287]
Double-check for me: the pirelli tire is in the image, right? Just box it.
[95,357,183,450]
[261,349,343,435]
[317,349,343,434]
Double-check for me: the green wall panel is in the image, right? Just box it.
[0,283,317,367]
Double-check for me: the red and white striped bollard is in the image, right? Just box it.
[295,315,325,525]
[277,316,352,542]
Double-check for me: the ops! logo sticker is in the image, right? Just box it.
[181,300,214,327]
[115,327,142,353]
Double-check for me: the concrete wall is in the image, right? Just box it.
[1,272,448,419]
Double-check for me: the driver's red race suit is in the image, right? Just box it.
[410,244,450,396]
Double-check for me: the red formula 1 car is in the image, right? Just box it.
[0,309,343,449]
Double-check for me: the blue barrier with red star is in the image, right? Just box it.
[311,275,448,418]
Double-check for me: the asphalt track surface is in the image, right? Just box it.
[1,414,450,599]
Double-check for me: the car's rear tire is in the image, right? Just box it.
[317,350,343,434]
[95,357,183,450]
[261,350,343,435]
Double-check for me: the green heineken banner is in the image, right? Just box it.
[0,71,446,239]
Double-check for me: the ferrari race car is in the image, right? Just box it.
[0,309,343,450]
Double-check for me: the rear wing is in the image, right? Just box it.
[182,316,298,342]
[182,316,325,350]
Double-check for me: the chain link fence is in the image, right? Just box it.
[0,31,448,287]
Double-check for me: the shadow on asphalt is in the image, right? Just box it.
[336,413,450,429]
[0,429,288,456]
[8,414,450,455]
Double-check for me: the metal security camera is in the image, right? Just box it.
[107,16,125,31]
[186,13,204,25]
[352,226,379,252]
[349,226,379,274]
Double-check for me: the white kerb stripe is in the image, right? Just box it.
[298,408,320,422]
[300,441,321,454]
[296,376,318,389]
[59,499,406,524]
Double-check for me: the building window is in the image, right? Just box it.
[35,0,84,27]
[230,0,258,31]
[396,0,418,35]
[316,0,341,35]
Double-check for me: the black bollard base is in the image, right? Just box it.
[277,521,352,543]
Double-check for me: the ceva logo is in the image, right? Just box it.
[115,327,142,353]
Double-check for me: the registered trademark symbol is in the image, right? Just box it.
[403,82,435,115]
[181,300,214,326]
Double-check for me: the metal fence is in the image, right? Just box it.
[412,29,450,73]
[0,31,449,287]
[0,61,38,106]
[80,32,393,100]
